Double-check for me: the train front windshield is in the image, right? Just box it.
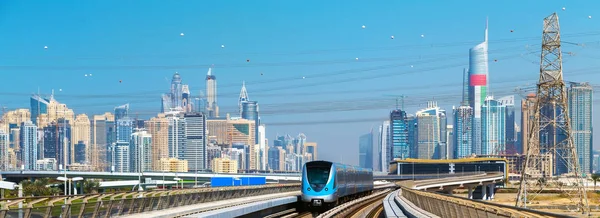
[307,166,330,190]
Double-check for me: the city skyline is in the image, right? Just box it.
[1,1,600,165]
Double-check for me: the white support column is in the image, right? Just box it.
[467,186,473,199]
[481,184,487,200]
[488,184,495,200]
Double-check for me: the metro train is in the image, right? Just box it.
[300,160,373,209]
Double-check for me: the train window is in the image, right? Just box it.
[307,166,330,187]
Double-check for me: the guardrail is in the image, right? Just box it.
[398,187,572,218]
[0,183,299,218]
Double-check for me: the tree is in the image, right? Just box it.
[591,174,600,191]
[21,178,61,197]
[83,179,100,194]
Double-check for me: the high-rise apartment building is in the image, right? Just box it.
[43,119,71,168]
[481,97,506,155]
[453,106,473,158]
[184,113,207,171]
[0,130,8,170]
[91,113,114,171]
[359,130,374,169]
[468,21,489,155]
[416,102,445,159]
[131,131,152,173]
[379,121,390,172]
[72,114,90,164]
[20,121,37,170]
[205,68,219,118]
[568,82,593,174]
[166,112,186,159]
[145,114,169,171]
[114,142,129,173]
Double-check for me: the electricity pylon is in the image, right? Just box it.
[515,13,589,214]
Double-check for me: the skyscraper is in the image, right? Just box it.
[359,130,374,169]
[390,110,409,160]
[468,19,489,155]
[91,113,114,171]
[114,143,129,173]
[184,113,207,171]
[453,106,473,158]
[568,82,593,174]
[454,68,474,158]
[166,112,186,159]
[20,121,37,170]
[114,104,129,122]
[242,101,260,144]
[43,119,71,168]
[227,118,256,169]
[379,121,390,172]
[481,97,506,155]
[0,130,8,170]
[171,72,183,109]
[131,131,152,173]
[239,81,249,117]
[30,94,50,125]
[182,85,191,112]
[521,94,537,155]
[446,125,454,159]
[72,114,90,164]
[205,68,219,118]
[305,142,317,162]
[416,102,445,159]
[257,125,267,170]
[145,114,169,171]
[498,95,516,154]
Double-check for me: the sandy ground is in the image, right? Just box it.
[454,192,600,217]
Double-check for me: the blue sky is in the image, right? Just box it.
[1,1,599,165]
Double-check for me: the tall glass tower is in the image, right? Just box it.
[359,130,373,169]
[20,121,38,170]
[481,97,506,155]
[468,20,489,155]
[390,110,409,160]
[30,94,50,125]
[568,82,593,175]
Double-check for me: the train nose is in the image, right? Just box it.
[311,184,326,192]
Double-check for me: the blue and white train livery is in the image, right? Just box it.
[300,161,373,208]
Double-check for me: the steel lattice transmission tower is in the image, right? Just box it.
[515,13,589,213]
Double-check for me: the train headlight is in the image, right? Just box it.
[307,188,311,191]
[325,188,329,191]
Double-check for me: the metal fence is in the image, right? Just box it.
[0,184,299,218]
[399,187,571,218]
